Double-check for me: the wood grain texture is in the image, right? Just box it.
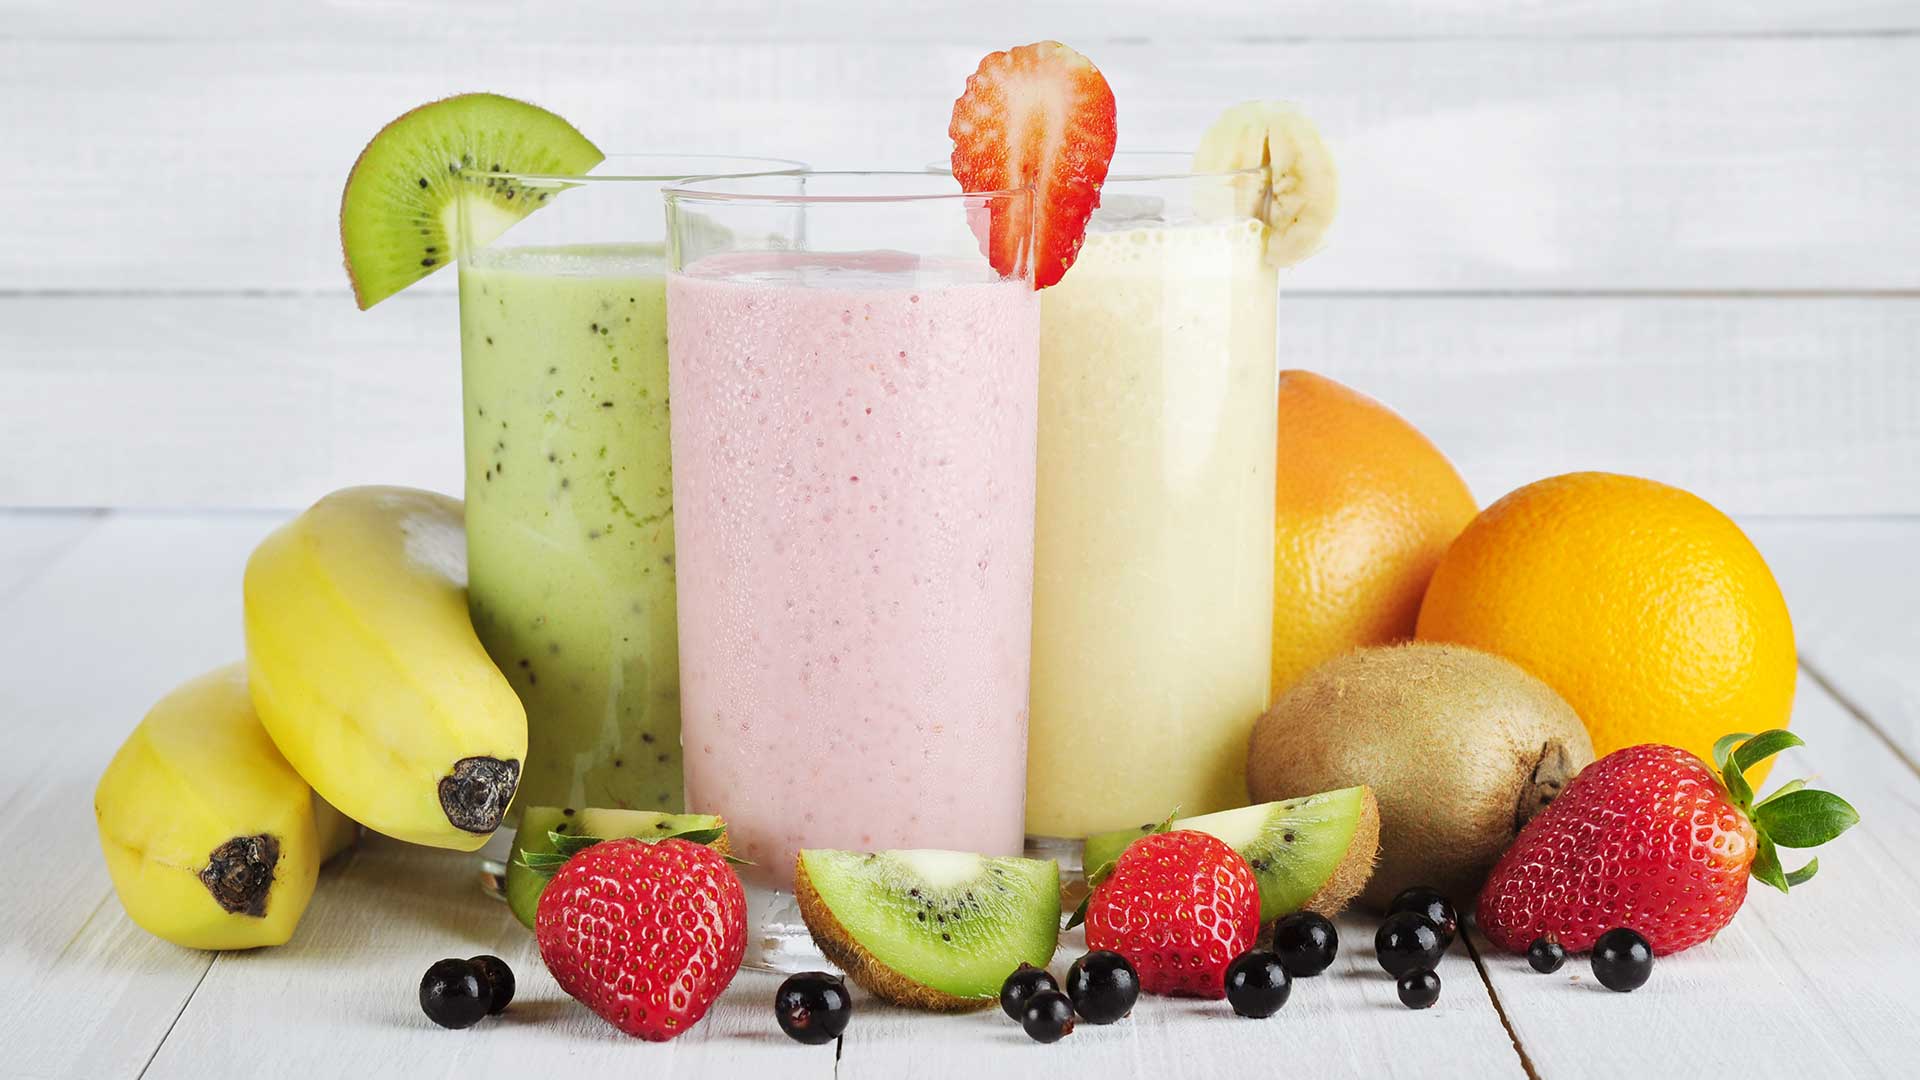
[0,513,278,1079]
[2,512,1919,1077]
[7,1,1914,41]
[1748,519,1920,776]
[0,509,103,600]
[0,36,1913,292]
[5,294,1914,513]
[1470,674,1920,1079]
[839,923,1522,1079]
[144,837,836,1080]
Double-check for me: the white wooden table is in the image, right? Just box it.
[4,0,1918,1075]
[2,510,1916,1078]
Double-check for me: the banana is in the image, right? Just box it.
[95,664,325,950]
[244,486,526,851]
[1194,100,1340,268]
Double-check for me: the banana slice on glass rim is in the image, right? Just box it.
[1194,101,1339,268]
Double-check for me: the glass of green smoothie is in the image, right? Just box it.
[454,155,803,888]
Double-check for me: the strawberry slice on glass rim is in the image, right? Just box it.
[949,40,1117,288]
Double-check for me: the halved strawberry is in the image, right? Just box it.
[949,41,1117,288]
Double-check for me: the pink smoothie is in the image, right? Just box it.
[666,252,1040,888]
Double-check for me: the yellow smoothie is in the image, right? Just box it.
[1026,214,1279,838]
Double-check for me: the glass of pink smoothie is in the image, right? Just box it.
[663,173,1039,968]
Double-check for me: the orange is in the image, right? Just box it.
[1269,371,1477,699]
[1415,472,1795,783]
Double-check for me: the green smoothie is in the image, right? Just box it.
[458,243,681,814]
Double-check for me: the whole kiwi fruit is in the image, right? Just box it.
[1246,642,1593,910]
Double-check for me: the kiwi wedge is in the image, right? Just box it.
[504,806,727,929]
[339,92,602,308]
[795,849,1060,1012]
[1083,786,1380,922]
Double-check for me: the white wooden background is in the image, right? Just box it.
[2,0,1916,513]
[2,2,1918,1077]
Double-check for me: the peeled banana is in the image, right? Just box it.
[1194,100,1340,268]
[95,664,325,950]
[244,486,526,851]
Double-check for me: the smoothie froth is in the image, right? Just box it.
[667,252,1040,887]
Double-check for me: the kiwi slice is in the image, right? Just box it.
[1083,786,1380,922]
[504,806,727,929]
[339,92,603,308]
[795,849,1060,1012]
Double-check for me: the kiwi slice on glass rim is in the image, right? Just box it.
[339,92,602,308]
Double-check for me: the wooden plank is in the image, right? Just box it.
[0,508,104,600]
[1,294,463,510]
[1746,519,1920,774]
[0,37,1913,292]
[4,294,1914,514]
[143,836,835,1080]
[8,0,1911,41]
[0,513,1917,1075]
[0,513,282,1078]
[1471,671,1920,1079]
[839,922,1523,1079]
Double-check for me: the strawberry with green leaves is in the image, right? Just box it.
[1477,731,1858,956]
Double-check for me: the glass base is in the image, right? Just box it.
[476,827,515,901]
[742,881,835,973]
[1027,834,1090,909]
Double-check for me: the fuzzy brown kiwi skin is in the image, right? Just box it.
[1298,786,1381,917]
[1246,642,1594,911]
[793,855,997,1014]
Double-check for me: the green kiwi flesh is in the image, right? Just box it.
[339,92,602,308]
[1083,786,1380,922]
[796,849,1059,1009]
[504,806,724,929]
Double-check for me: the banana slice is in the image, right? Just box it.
[1195,101,1339,268]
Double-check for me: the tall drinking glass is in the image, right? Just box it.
[455,155,802,889]
[1024,154,1280,856]
[663,173,1040,966]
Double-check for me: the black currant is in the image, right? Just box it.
[1223,949,1292,1018]
[1526,936,1566,974]
[1591,928,1653,992]
[467,954,514,1014]
[419,957,491,1029]
[1375,912,1445,977]
[1271,911,1339,977]
[1387,886,1459,948]
[1000,962,1059,1022]
[1020,989,1076,1043]
[1064,950,1139,1025]
[775,971,853,1044]
[1397,969,1441,1009]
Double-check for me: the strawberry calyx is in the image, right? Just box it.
[517,825,742,879]
[1065,809,1179,930]
[1709,729,1860,893]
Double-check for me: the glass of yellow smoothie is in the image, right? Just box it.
[454,156,801,886]
[1024,153,1280,855]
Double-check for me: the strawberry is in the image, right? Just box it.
[949,40,1117,288]
[1078,829,1260,998]
[1477,731,1858,956]
[534,837,747,1041]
